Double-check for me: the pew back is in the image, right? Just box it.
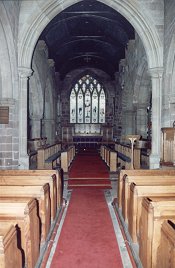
[0,184,51,243]
[0,224,22,268]
[0,175,57,221]
[129,183,175,243]
[0,198,39,268]
[157,220,175,268]
[0,169,63,207]
[139,197,175,268]
[122,175,175,222]
[118,169,175,209]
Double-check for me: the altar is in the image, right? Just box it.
[62,123,113,147]
[74,124,101,136]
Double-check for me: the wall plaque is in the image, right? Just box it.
[0,106,9,124]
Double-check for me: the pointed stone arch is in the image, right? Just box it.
[18,0,163,168]
[18,0,163,69]
[0,2,18,98]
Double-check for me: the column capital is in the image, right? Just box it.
[18,67,33,78]
[148,67,164,78]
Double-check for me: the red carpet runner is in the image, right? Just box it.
[68,149,111,188]
[50,188,123,268]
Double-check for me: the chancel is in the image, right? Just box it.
[0,1,175,268]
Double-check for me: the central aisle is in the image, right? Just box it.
[46,149,132,267]
[50,188,123,268]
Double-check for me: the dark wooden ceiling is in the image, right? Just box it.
[39,0,135,79]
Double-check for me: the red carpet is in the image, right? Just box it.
[69,149,109,179]
[68,149,111,188]
[50,188,123,268]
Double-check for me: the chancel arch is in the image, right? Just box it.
[18,0,163,168]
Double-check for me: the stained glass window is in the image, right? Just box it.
[70,75,106,123]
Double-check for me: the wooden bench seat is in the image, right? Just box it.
[0,175,57,221]
[0,184,51,244]
[157,220,175,268]
[129,184,175,243]
[118,169,175,209]
[100,146,117,172]
[61,145,76,172]
[37,143,61,169]
[115,142,141,169]
[0,198,40,268]
[139,197,175,268]
[0,224,22,268]
[45,152,61,165]
[122,175,175,222]
[117,152,131,163]
[0,169,63,208]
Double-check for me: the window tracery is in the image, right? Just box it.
[70,75,106,124]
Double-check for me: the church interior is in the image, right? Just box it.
[0,0,175,267]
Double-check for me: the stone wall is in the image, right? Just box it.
[163,0,175,127]
[0,1,19,169]
[60,68,122,139]
[29,40,58,145]
[0,99,19,169]
[119,34,151,139]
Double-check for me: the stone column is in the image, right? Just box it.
[149,67,163,169]
[29,115,41,139]
[42,119,55,144]
[18,67,33,169]
[136,105,148,138]
[122,110,136,136]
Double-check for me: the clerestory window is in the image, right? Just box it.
[70,74,106,124]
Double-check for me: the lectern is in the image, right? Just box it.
[126,135,140,169]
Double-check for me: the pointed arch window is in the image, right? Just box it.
[70,75,106,123]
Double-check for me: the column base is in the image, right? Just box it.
[18,155,29,169]
[149,154,160,169]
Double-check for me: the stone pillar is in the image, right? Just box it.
[18,67,33,169]
[122,110,136,136]
[29,116,41,139]
[136,106,148,138]
[149,67,163,169]
[42,119,55,144]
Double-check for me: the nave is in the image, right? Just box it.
[44,148,134,268]
[1,147,175,268]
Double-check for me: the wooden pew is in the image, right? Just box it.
[0,175,57,221]
[122,175,175,223]
[115,142,141,169]
[139,197,175,268]
[37,142,61,169]
[0,169,63,208]
[0,198,40,268]
[0,184,51,244]
[157,220,175,268]
[128,184,175,243]
[100,145,117,172]
[0,224,22,268]
[118,169,175,209]
[61,145,75,172]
